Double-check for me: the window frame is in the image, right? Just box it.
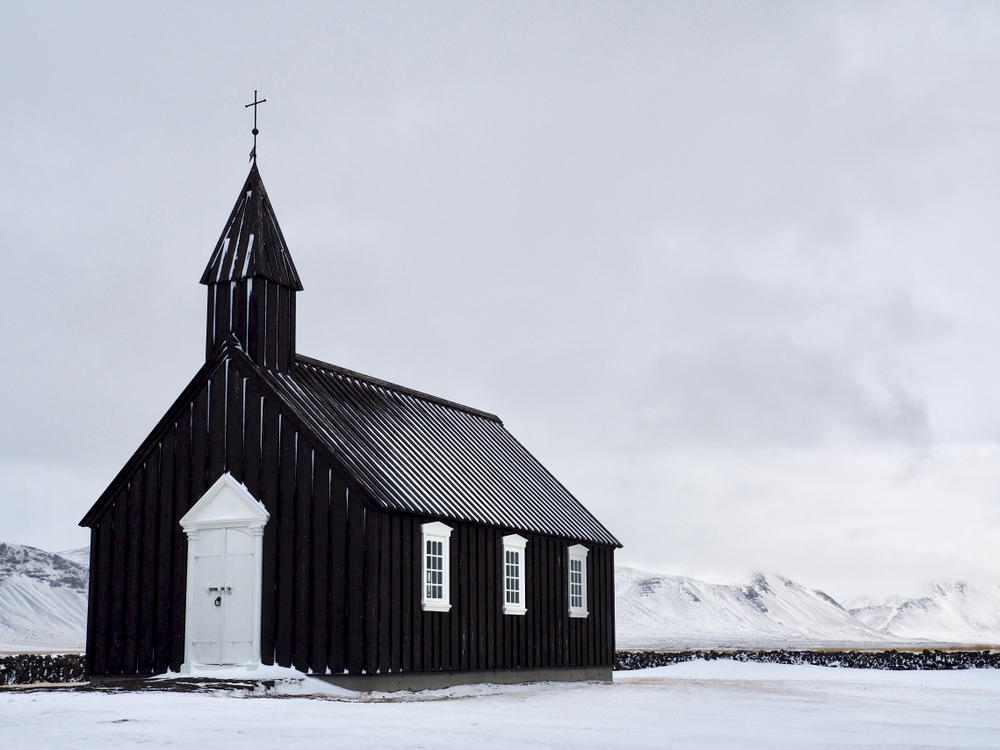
[568,544,589,618]
[501,534,528,616]
[421,521,453,612]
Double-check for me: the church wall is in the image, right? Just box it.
[356,511,616,675]
[84,353,368,676]
[85,350,614,677]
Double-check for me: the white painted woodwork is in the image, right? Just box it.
[179,473,269,672]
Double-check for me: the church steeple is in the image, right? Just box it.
[201,164,302,372]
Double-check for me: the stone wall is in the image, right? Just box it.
[0,654,85,685]
[614,648,1000,671]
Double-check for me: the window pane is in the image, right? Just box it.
[570,557,584,609]
[505,549,520,605]
[426,540,444,600]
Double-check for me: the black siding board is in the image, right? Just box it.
[530,536,540,669]
[400,517,412,672]
[502,544,512,669]
[263,281,276,371]
[486,528,496,670]
[247,279,264,367]
[411,516,423,673]
[92,519,111,674]
[190,387,208,501]
[85,527,98,673]
[431,604,441,671]
[214,283,232,360]
[606,547,613,663]
[206,286,217,359]
[138,455,159,673]
[450,529,460,671]
[540,536,550,669]
[364,508,379,674]
[459,525,469,671]
[277,286,289,372]
[327,472,347,673]
[346,489,365,674]
[468,525,478,671]
[275,417,297,667]
[557,540,566,667]
[310,457,331,674]
[208,371,227,483]
[378,518,391,674]
[518,580,527,669]
[259,395,280,664]
[293,440,313,671]
[155,430,175,674]
[420,610,431,674]
[588,547,607,665]
[123,475,142,673]
[243,387,263,501]
[226,370,245,482]
[170,405,193,671]
[108,493,126,673]
[287,286,296,370]
[390,514,402,673]
[231,281,247,359]
[442,545,452,672]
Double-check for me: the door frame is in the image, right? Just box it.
[179,473,270,673]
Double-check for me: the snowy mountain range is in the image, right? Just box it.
[846,584,1000,645]
[4,541,1000,652]
[0,543,88,653]
[615,567,1000,649]
[615,567,892,649]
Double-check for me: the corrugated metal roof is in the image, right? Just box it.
[264,356,620,547]
[200,164,303,290]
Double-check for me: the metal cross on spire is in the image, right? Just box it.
[245,90,267,163]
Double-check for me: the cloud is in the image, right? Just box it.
[638,335,930,450]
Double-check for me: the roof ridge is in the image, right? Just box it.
[294,354,503,425]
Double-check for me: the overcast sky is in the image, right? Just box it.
[4,1,1000,601]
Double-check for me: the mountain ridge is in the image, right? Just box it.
[4,542,1000,652]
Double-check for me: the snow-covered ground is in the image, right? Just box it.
[3,661,1000,749]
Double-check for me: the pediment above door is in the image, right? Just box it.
[180,473,270,532]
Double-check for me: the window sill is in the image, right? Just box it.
[422,601,452,613]
[502,605,527,616]
[569,610,589,619]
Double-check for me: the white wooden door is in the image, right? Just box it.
[188,526,257,665]
[221,527,255,664]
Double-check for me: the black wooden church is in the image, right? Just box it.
[80,159,621,689]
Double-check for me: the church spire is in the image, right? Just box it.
[201,165,302,372]
[200,165,302,290]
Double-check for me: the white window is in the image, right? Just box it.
[421,521,452,612]
[568,544,589,618]
[502,534,528,616]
